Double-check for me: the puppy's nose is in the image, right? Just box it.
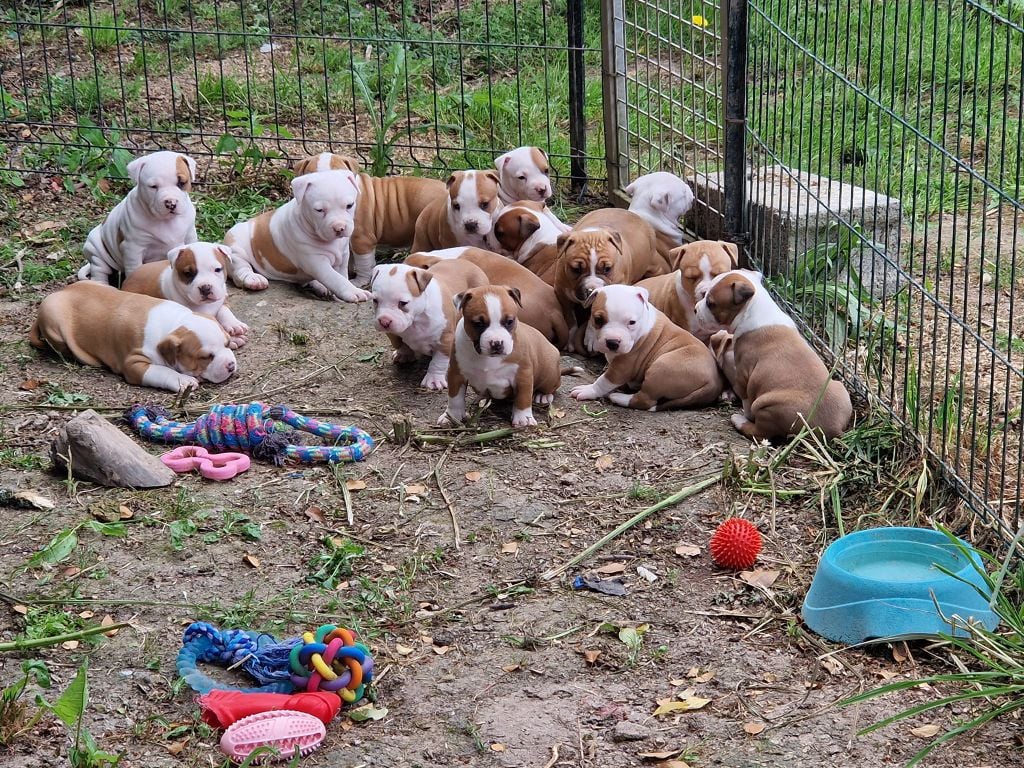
[377,316,392,330]
[464,220,479,233]
[226,361,236,373]
[605,338,620,351]
[488,339,504,354]
[535,185,549,197]
[199,284,212,297]
[333,224,348,237]
[164,199,177,211]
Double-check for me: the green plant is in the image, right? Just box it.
[34,123,133,194]
[48,663,120,767]
[0,448,46,470]
[0,660,50,746]
[213,110,289,175]
[74,9,131,52]
[306,538,366,590]
[43,384,90,406]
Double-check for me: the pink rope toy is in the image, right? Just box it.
[161,446,251,481]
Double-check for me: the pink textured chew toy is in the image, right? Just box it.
[220,710,325,763]
[160,446,251,481]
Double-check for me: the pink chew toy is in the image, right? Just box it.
[160,446,251,481]
[220,710,325,764]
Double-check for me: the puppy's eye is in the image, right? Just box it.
[346,203,354,210]
[452,202,461,211]
[472,319,486,330]
[479,201,490,211]
[600,264,611,274]
[571,264,583,274]
[214,267,223,273]
[706,299,716,309]
[150,183,159,189]
[202,353,214,361]
[517,174,527,181]
[177,180,186,189]
[372,298,379,305]
[183,270,196,279]
[398,300,409,310]
[628,319,637,326]
[501,317,514,328]
[594,317,606,328]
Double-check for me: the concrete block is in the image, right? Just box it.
[689,165,904,300]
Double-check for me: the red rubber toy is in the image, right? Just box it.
[710,518,762,570]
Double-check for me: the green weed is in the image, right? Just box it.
[74,9,131,52]
[0,449,46,471]
[0,660,51,746]
[306,538,366,590]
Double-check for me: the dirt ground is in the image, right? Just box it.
[0,272,1020,768]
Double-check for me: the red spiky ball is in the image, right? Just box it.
[709,518,762,570]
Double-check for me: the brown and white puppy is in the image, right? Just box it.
[570,284,721,410]
[695,270,853,440]
[30,282,236,393]
[635,239,738,339]
[404,247,569,349]
[121,242,248,349]
[294,152,447,286]
[626,172,695,262]
[439,285,563,428]
[411,170,503,252]
[79,151,198,283]
[490,201,563,284]
[370,260,487,390]
[224,169,369,302]
[493,146,570,233]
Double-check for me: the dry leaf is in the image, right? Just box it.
[686,668,715,683]
[877,669,899,681]
[550,407,566,418]
[118,505,134,520]
[62,566,81,577]
[653,696,710,716]
[395,644,414,656]
[820,657,843,676]
[79,610,94,619]
[892,641,911,663]
[910,724,942,739]
[583,649,601,665]
[594,454,615,471]
[674,543,701,557]
[13,604,27,615]
[501,541,519,555]
[743,722,765,735]
[404,483,426,495]
[381,563,398,572]
[502,664,522,673]
[656,762,690,768]
[304,506,326,524]
[165,740,187,755]
[62,640,79,650]
[19,378,43,391]
[101,614,119,637]
[433,645,450,655]
[346,479,367,491]
[740,569,780,589]
[639,749,682,759]
[490,743,506,752]
[242,554,260,568]
[595,561,626,576]
[464,471,482,482]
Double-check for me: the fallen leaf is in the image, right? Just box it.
[304,506,326,524]
[101,615,119,637]
[740,569,780,590]
[820,657,843,676]
[550,407,566,419]
[653,696,710,716]
[62,640,79,650]
[395,644,414,656]
[19,378,43,391]
[595,561,626,576]
[743,722,765,735]
[348,704,388,722]
[910,724,942,739]
[639,749,682,759]
[433,645,450,655]
[381,563,398,572]
[404,483,426,495]
[62,566,80,577]
[490,743,506,752]
[501,541,519,555]
[13,491,55,510]
[31,220,62,233]
[674,543,701,557]
[656,762,690,768]
[13,604,27,615]
[78,611,94,619]
[877,669,899,681]
[583,649,601,665]
[165,740,187,755]
[502,664,522,673]
[464,471,482,482]
[118,505,134,520]
[242,554,260,568]
[346,479,367,491]
[892,641,911,663]
[686,668,715,683]
[594,454,615,471]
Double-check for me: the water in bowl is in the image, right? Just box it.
[835,542,965,583]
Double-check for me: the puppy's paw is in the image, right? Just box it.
[511,408,538,427]
[305,280,332,299]
[177,375,200,394]
[242,274,269,291]
[352,272,373,289]
[607,392,632,407]
[731,412,751,430]
[534,392,555,405]
[570,384,598,401]
[227,336,248,350]
[420,372,448,391]
[719,388,737,404]
[224,319,249,336]
[437,410,462,427]
[392,348,417,364]
[336,287,372,303]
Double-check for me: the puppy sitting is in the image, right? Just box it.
[294,152,446,286]
[224,169,370,303]
[412,170,503,252]
[370,261,487,390]
[571,284,721,410]
[696,270,853,440]
[439,285,563,428]
[635,240,737,338]
[79,151,198,283]
[491,201,563,284]
[30,282,236,393]
[122,242,248,349]
[626,172,695,262]
[493,146,570,233]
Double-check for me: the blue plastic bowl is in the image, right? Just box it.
[802,527,1000,644]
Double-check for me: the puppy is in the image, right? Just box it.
[30,282,236,393]
[635,240,738,338]
[570,284,721,410]
[696,270,853,440]
[626,172,695,262]
[411,170,502,252]
[370,260,487,390]
[493,146,570,233]
[294,152,446,286]
[79,151,198,282]
[405,247,569,349]
[121,242,248,349]
[439,285,563,428]
[224,169,370,303]
[490,201,562,284]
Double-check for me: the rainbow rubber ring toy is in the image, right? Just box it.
[288,625,374,703]
[161,445,251,481]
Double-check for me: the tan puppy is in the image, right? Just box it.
[122,242,248,349]
[411,170,503,252]
[635,240,738,338]
[369,260,487,390]
[405,247,569,350]
[30,282,236,393]
[695,270,853,440]
[439,285,563,428]
[491,201,562,284]
[570,284,721,410]
[294,152,447,286]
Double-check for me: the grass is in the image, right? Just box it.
[73,9,132,53]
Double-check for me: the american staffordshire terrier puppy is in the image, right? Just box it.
[696,270,853,440]
[79,151,198,283]
[439,285,564,428]
[493,146,570,233]
[635,239,738,338]
[570,284,722,410]
[121,242,248,349]
[491,201,562,284]
[411,170,502,252]
[224,169,370,303]
[30,281,237,393]
[294,152,447,286]
[405,247,569,350]
[626,172,695,262]
[370,260,488,390]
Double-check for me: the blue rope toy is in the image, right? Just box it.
[177,622,295,694]
[124,402,374,465]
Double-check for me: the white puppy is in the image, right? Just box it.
[79,151,198,282]
[626,172,695,261]
[494,146,570,233]
[224,169,370,303]
[121,242,248,349]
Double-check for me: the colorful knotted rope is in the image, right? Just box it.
[287,624,374,704]
[125,402,374,465]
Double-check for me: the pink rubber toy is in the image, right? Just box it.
[160,446,251,481]
[220,710,325,764]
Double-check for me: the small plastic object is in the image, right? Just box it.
[572,575,627,596]
[199,690,342,728]
[288,625,374,704]
[220,710,325,763]
[710,518,762,570]
[803,527,1001,644]
[160,445,250,481]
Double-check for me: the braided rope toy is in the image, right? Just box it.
[288,625,373,704]
[125,402,374,465]
[177,622,294,695]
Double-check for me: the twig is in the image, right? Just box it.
[542,744,560,768]
[0,621,131,651]
[433,462,460,551]
[541,471,723,580]
[340,475,354,527]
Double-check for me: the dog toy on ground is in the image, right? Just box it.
[710,518,762,570]
[126,402,374,464]
[220,710,325,763]
[160,445,251,480]
[199,690,341,728]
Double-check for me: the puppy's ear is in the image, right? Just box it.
[166,245,186,265]
[291,173,315,202]
[731,279,756,306]
[410,268,433,295]
[127,157,146,184]
[338,155,361,174]
[345,171,359,193]
[582,288,599,309]
[636,286,651,305]
[607,230,624,254]
[179,154,197,183]
[667,244,686,270]
[214,245,232,269]
[495,151,510,172]
[506,286,523,307]
[556,232,573,254]
[655,191,672,212]
[369,265,382,291]
[292,156,316,176]
[624,179,637,196]
[721,241,740,267]
[518,213,541,240]
[445,173,459,189]
[156,328,185,367]
[455,289,474,311]
[483,170,501,187]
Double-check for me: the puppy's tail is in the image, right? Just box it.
[560,365,585,377]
